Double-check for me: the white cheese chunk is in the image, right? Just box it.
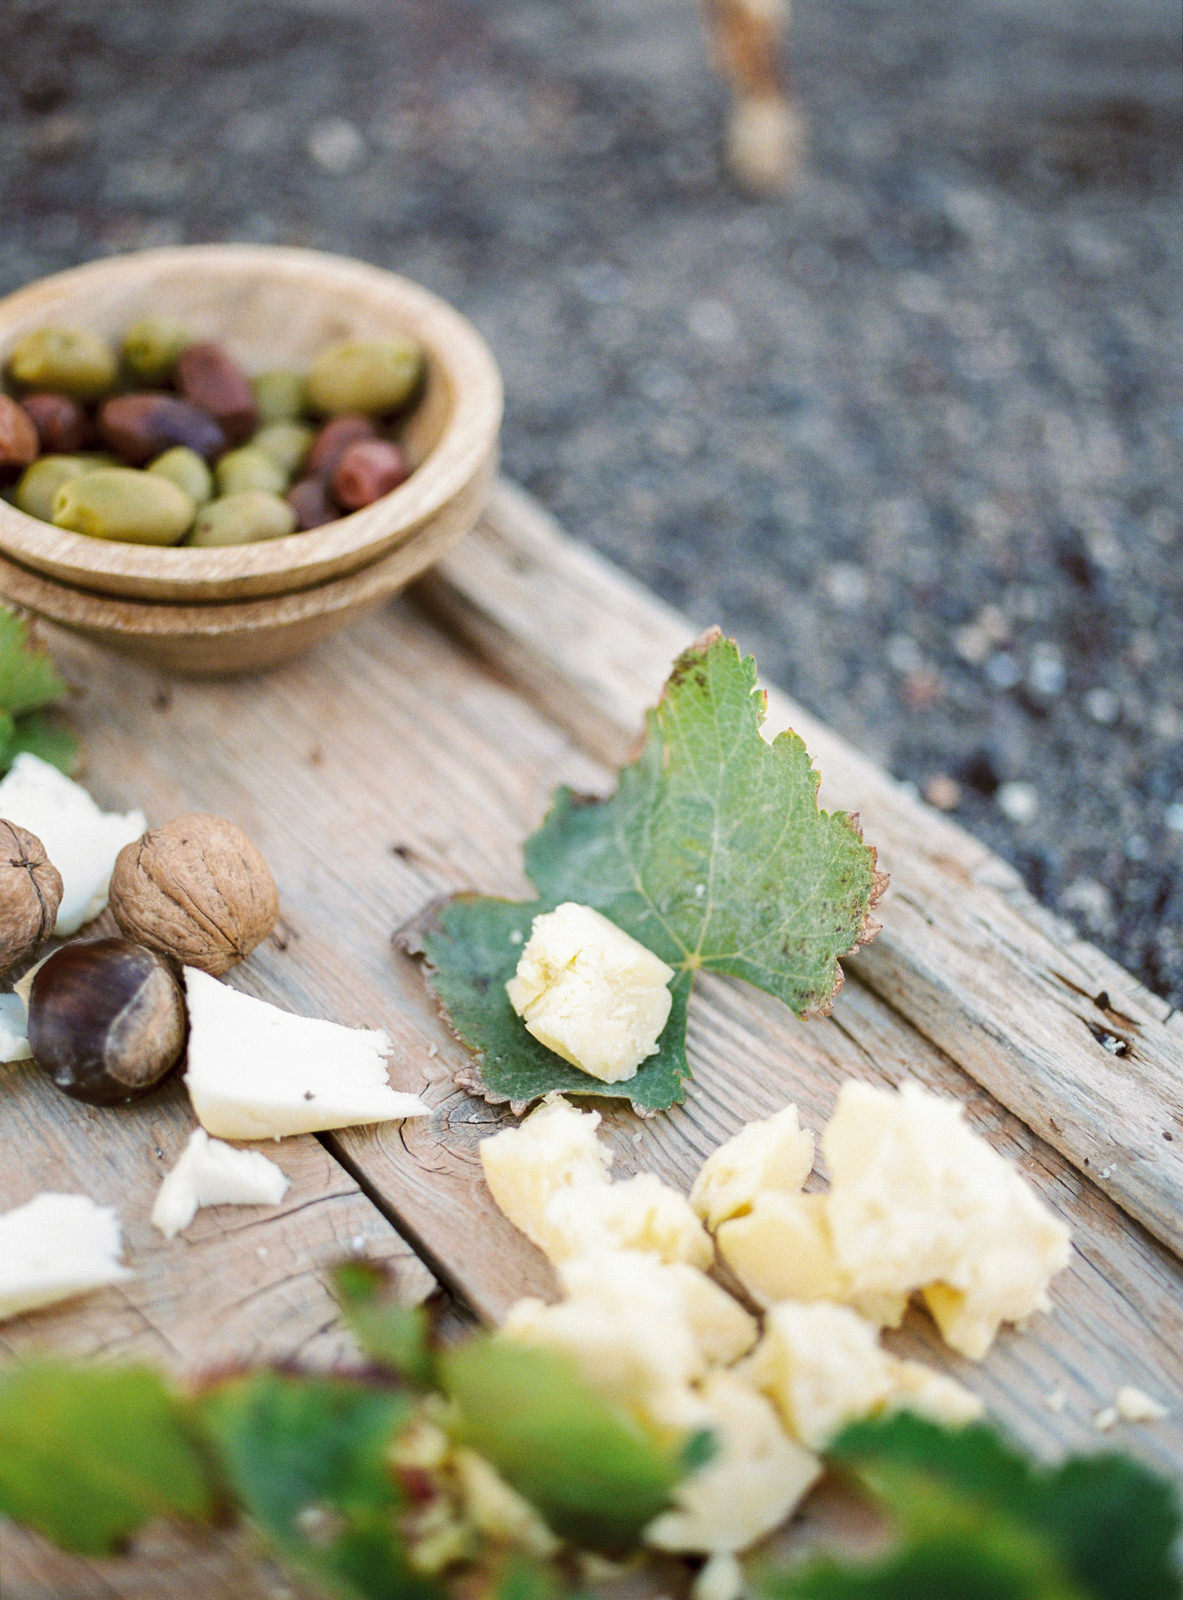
[716,1191,907,1327]
[506,902,675,1083]
[480,1095,614,1259]
[824,1081,1072,1358]
[0,1193,131,1321]
[0,753,145,934]
[183,969,430,1140]
[643,1372,821,1554]
[480,1096,711,1267]
[690,1103,814,1230]
[740,1301,982,1451]
[151,1127,291,1238]
[0,991,31,1063]
[1114,1385,1168,1424]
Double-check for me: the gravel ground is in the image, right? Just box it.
[1,0,1180,1003]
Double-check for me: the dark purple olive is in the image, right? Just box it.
[174,342,258,446]
[98,393,226,465]
[28,937,188,1106]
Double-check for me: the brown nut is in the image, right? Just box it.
[286,476,338,530]
[99,393,226,464]
[0,821,63,974]
[174,342,258,446]
[304,414,376,480]
[0,396,40,481]
[331,438,410,511]
[19,392,93,454]
[109,813,279,976]
[28,938,187,1106]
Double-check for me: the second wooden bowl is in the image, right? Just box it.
[0,245,502,603]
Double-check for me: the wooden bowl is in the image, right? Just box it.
[0,486,485,674]
[0,245,502,603]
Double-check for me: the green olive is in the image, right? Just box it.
[6,327,119,401]
[251,369,307,423]
[305,337,423,416]
[14,455,96,523]
[214,445,288,496]
[52,468,195,545]
[188,491,297,546]
[121,317,192,384]
[250,420,314,479]
[148,446,214,505]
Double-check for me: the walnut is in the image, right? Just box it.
[108,813,278,976]
[0,820,63,975]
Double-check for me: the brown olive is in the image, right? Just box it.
[174,342,258,446]
[98,393,226,465]
[28,937,188,1106]
[19,392,93,454]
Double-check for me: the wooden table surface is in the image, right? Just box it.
[2,479,1180,1598]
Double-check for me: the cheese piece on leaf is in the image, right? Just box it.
[740,1301,982,1451]
[690,1104,814,1229]
[0,1193,131,1321]
[644,1372,820,1554]
[183,969,430,1140]
[151,1128,290,1238]
[716,1191,908,1327]
[506,902,674,1083]
[824,1081,1072,1358]
[0,991,31,1063]
[403,631,885,1112]
[0,753,144,934]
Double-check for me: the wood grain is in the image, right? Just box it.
[421,479,1183,1260]
[4,481,1181,1594]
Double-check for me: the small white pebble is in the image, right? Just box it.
[985,651,1021,689]
[1027,643,1065,697]
[1044,1388,1067,1414]
[886,633,923,674]
[306,117,367,174]
[1083,687,1120,725]
[1115,1385,1168,1424]
[1165,802,1183,833]
[825,562,870,612]
[693,1552,744,1600]
[996,781,1039,825]
[1094,1406,1119,1432]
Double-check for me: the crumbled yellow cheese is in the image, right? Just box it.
[643,1372,820,1554]
[740,1301,982,1450]
[824,1082,1072,1358]
[716,1191,907,1327]
[689,1104,814,1229]
[506,902,675,1083]
[480,1097,711,1267]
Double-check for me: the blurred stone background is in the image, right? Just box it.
[0,0,1179,1001]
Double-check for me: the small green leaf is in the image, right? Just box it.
[0,1363,219,1556]
[201,1370,438,1600]
[332,1260,435,1388]
[0,608,70,718]
[404,632,882,1111]
[440,1337,689,1551]
[760,1415,1183,1600]
[7,710,79,775]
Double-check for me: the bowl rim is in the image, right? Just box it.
[0,244,502,598]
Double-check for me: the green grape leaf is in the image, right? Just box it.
[758,1415,1182,1600]
[200,1369,439,1600]
[332,1260,436,1389]
[0,1363,220,1556]
[400,631,883,1111]
[0,607,70,718]
[7,710,79,774]
[439,1336,693,1552]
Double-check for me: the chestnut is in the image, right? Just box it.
[27,937,188,1106]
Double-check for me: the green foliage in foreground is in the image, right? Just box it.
[0,1269,1177,1600]
[0,606,77,775]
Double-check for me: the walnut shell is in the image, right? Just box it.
[0,820,63,975]
[108,813,278,976]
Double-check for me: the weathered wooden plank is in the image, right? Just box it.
[419,478,1183,1259]
[26,570,1179,1478]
